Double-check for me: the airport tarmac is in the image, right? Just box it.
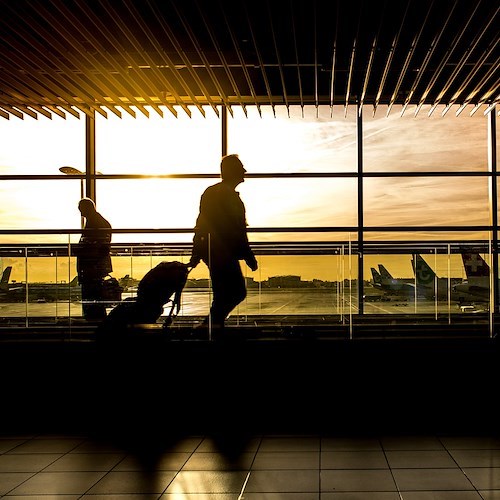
[0,288,483,321]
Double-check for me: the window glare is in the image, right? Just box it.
[95,105,221,174]
[0,114,84,174]
[0,104,493,243]
[229,105,357,173]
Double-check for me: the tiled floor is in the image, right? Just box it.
[2,433,500,499]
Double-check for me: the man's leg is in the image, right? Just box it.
[81,279,106,320]
[208,258,246,327]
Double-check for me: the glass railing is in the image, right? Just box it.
[0,229,497,339]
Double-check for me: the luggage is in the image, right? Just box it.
[101,261,190,330]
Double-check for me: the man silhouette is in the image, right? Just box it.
[190,154,258,330]
[76,198,112,321]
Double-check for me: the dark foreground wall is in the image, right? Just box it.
[1,334,499,441]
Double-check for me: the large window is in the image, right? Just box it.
[0,104,496,331]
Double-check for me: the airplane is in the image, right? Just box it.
[0,267,82,303]
[369,264,416,297]
[411,254,456,301]
[452,252,495,305]
[0,266,13,293]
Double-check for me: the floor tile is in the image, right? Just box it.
[8,438,83,454]
[321,451,388,469]
[385,450,458,468]
[381,436,445,451]
[0,439,28,453]
[5,495,81,499]
[392,468,475,491]
[321,469,397,492]
[0,472,35,496]
[0,453,62,472]
[8,471,107,495]
[160,437,204,452]
[160,494,244,499]
[196,436,261,453]
[440,436,500,450]
[82,495,158,499]
[87,470,176,494]
[401,492,484,499]
[43,452,125,471]
[321,493,401,500]
[253,451,319,470]
[463,467,500,490]
[321,437,383,451]
[242,494,319,499]
[450,449,500,467]
[165,470,248,494]
[259,436,320,452]
[70,440,125,453]
[244,470,319,493]
[182,451,255,470]
[479,492,500,499]
[114,452,191,471]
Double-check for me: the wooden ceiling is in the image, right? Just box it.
[0,0,498,120]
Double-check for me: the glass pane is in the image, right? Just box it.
[228,105,357,173]
[96,178,211,236]
[0,180,82,232]
[96,178,358,239]
[362,244,491,330]
[95,105,221,174]
[364,177,489,227]
[363,105,488,172]
[230,252,358,321]
[0,249,83,326]
[363,231,491,242]
[239,178,357,227]
[0,114,85,174]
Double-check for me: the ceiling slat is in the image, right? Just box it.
[373,2,410,115]
[0,53,81,119]
[417,0,482,116]
[0,105,24,119]
[267,1,289,114]
[124,0,205,117]
[0,6,107,118]
[290,0,304,114]
[0,0,497,119]
[195,0,247,117]
[28,1,125,118]
[402,1,458,116]
[170,0,233,116]
[220,0,261,116]
[432,5,499,114]
[388,1,435,116]
[145,0,220,117]
[96,0,184,118]
[243,1,275,115]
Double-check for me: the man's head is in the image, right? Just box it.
[78,198,96,217]
[220,154,246,185]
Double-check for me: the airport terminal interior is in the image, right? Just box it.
[0,0,499,497]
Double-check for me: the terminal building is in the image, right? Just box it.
[0,1,499,497]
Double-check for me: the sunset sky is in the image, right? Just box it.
[0,104,494,282]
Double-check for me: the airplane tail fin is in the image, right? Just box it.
[462,253,489,278]
[371,267,382,285]
[412,254,436,286]
[378,264,394,280]
[0,266,12,292]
